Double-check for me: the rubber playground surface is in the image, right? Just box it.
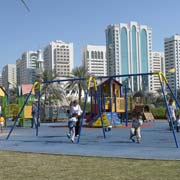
[0,120,180,160]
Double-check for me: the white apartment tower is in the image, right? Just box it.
[105,21,152,92]
[2,64,17,91]
[44,40,73,78]
[82,45,107,77]
[151,52,164,92]
[16,50,43,85]
[164,35,180,93]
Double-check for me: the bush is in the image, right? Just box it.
[151,107,166,119]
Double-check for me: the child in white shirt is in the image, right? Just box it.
[176,115,180,133]
[70,100,83,136]
[67,113,78,143]
[130,113,143,143]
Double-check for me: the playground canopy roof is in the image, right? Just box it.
[91,78,122,88]
[133,91,144,97]
[21,84,35,95]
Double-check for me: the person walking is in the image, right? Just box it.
[70,100,82,136]
[130,113,143,144]
[67,113,78,143]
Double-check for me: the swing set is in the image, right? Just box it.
[5,71,180,148]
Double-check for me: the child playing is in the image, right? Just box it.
[67,113,78,143]
[0,116,5,133]
[130,113,143,143]
[176,115,180,133]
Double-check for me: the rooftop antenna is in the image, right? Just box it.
[21,0,30,12]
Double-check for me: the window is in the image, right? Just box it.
[91,51,94,59]
[101,52,103,59]
[98,51,100,59]
[95,51,97,59]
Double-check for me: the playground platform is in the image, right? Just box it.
[0,121,180,160]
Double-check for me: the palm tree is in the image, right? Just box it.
[37,70,62,121]
[65,66,88,104]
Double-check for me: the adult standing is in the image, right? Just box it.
[70,100,83,136]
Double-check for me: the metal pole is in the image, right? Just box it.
[174,71,177,100]
[6,90,32,140]
[125,86,128,127]
[158,74,178,148]
[35,89,41,136]
[165,79,180,109]
[96,89,106,139]
[110,79,113,124]
[77,90,88,143]
[90,88,92,116]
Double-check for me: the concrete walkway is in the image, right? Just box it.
[0,121,180,160]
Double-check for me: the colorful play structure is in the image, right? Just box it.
[86,78,125,127]
[4,71,180,148]
[85,78,154,127]
[0,84,35,127]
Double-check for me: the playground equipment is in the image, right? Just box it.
[0,84,35,127]
[86,78,127,127]
[5,71,180,148]
[7,82,42,139]
[81,72,180,147]
[77,76,106,143]
[132,91,154,121]
[86,78,154,126]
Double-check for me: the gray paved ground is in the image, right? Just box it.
[0,121,180,160]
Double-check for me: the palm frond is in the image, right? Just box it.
[21,0,30,12]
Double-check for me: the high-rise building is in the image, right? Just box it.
[82,45,107,77]
[105,21,152,92]
[2,64,17,91]
[164,35,180,93]
[16,50,43,85]
[43,40,73,78]
[151,52,164,92]
[0,74,2,86]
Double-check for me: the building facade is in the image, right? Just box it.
[82,45,107,77]
[164,35,180,94]
[43,40,73,78]
[151,52,164,92]
[0,74,2,86]
[16,50,43,85]
[2,64,17,91]
[105,21,152,92]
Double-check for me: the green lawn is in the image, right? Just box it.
[0,151,179,180]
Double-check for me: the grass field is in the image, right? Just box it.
[0,151,180,180]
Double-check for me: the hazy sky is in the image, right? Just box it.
[0,0,180,72]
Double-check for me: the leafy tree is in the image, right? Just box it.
[65,66,88,104]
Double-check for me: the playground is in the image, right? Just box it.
[0,120,180,160]
[1,72,180,160]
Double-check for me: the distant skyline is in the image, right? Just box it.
[1,0,180,72]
